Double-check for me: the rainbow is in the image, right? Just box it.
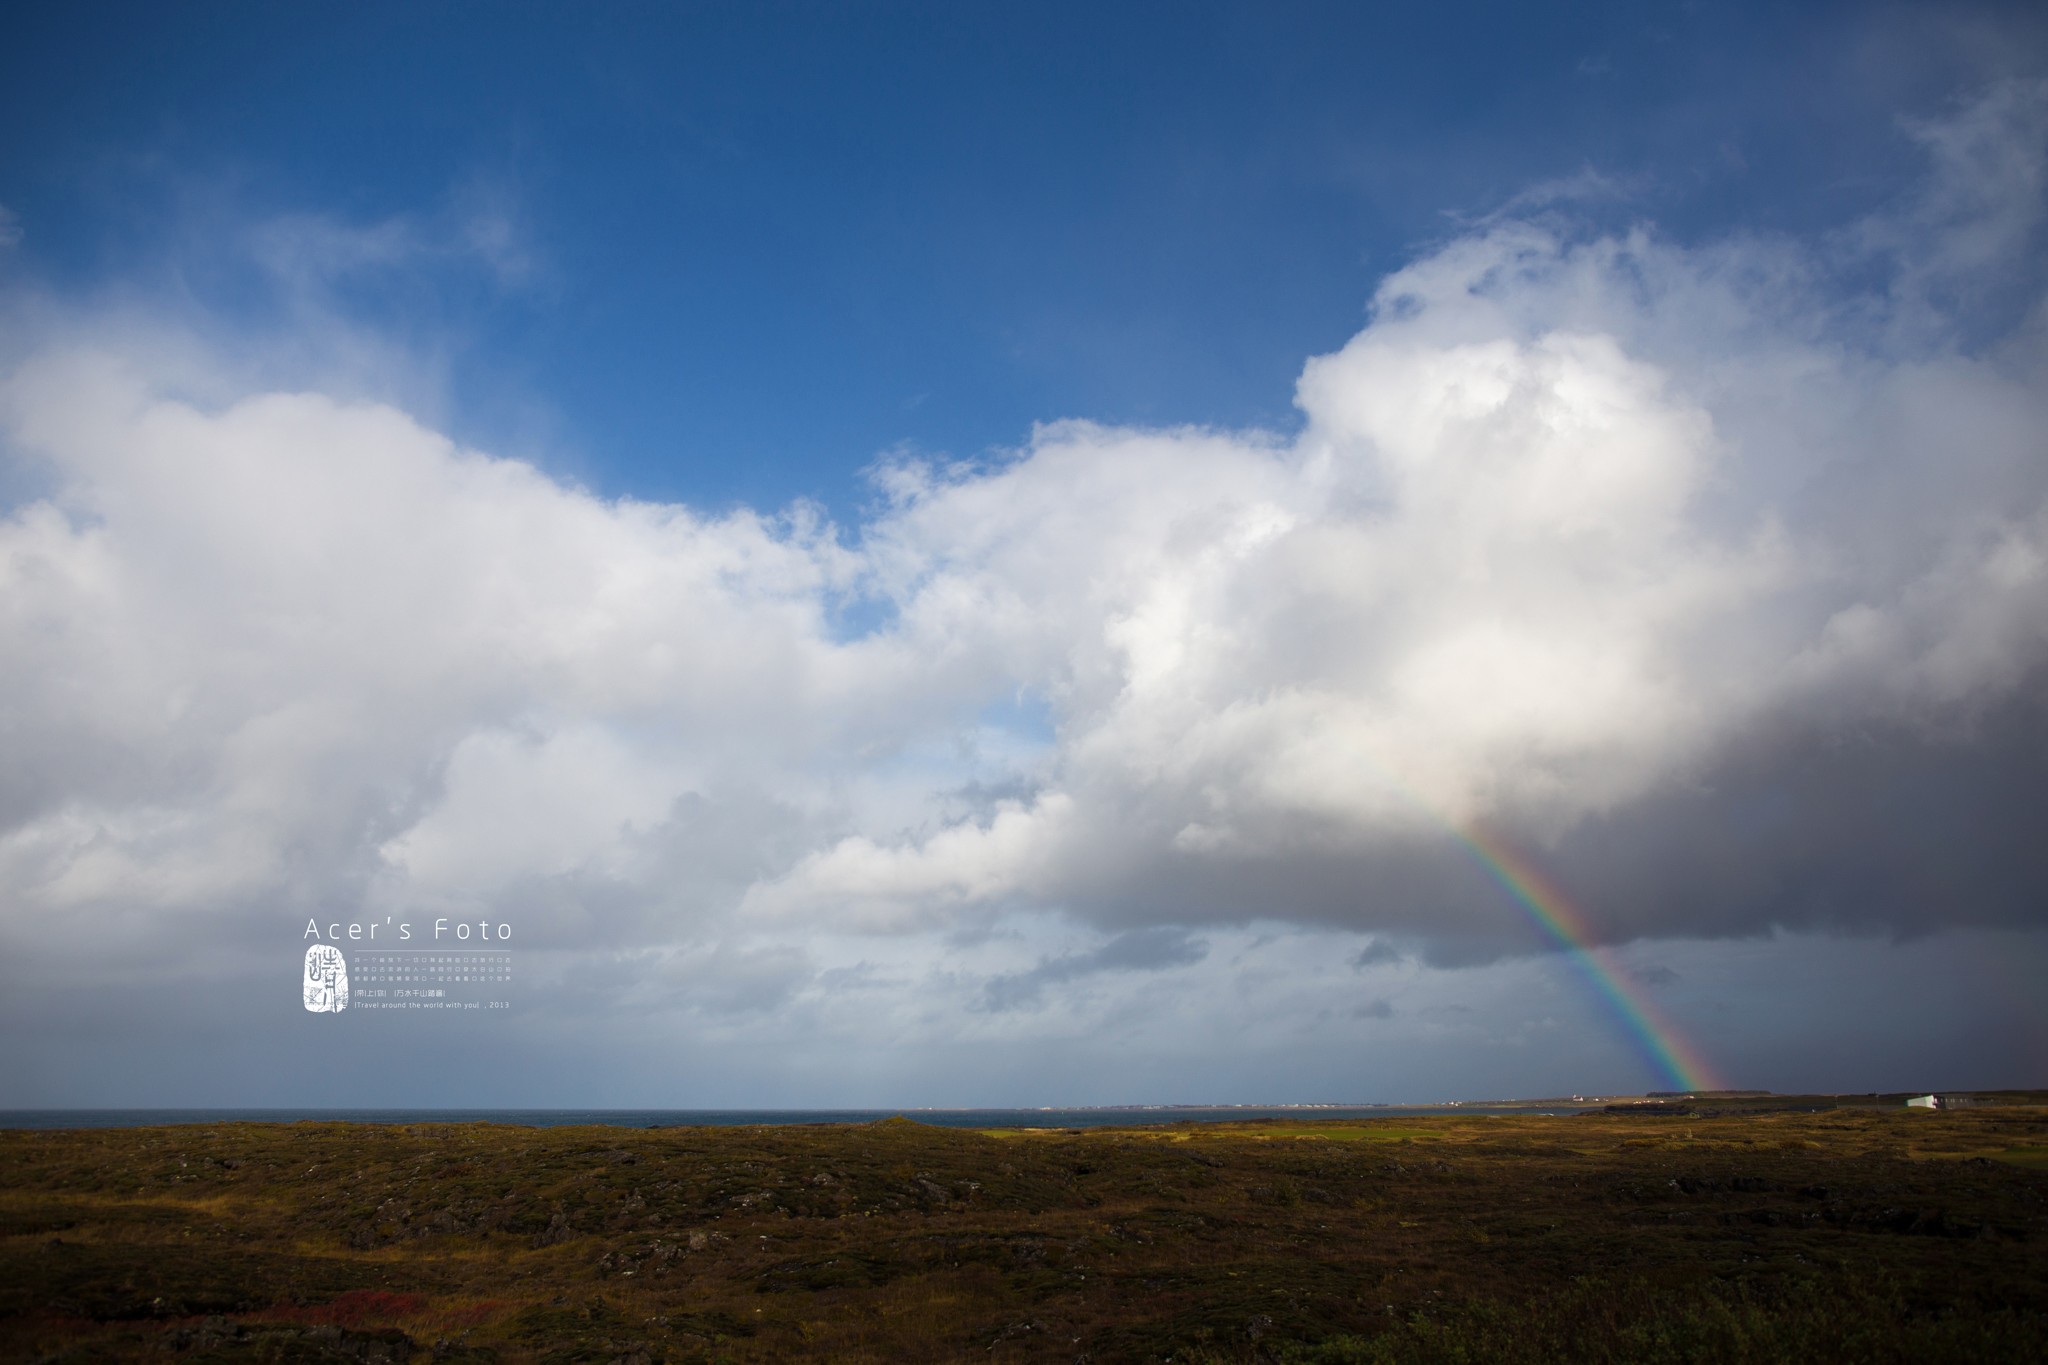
[1452,822,1727,1094]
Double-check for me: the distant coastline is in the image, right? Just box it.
[5,1090,2042,1129]
[0,1104,1579,1130]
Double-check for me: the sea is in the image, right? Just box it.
[0,1105,1587,1130]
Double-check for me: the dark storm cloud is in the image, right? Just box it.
[979,928,1210,1012]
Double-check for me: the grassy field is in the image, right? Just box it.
[3,1103,2045,1362]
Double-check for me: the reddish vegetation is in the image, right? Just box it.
[1,1105,2044,1361]
[265,1288,426,1326]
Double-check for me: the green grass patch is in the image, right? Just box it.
[1994,1146,2048,1169]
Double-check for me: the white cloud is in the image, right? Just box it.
[247,180,542,298]
[2,82,2046,986]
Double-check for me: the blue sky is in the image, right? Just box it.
[2,2,2047,1107]
[4,0,2002,510]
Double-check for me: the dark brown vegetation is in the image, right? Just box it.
[3,1104,2045,1362]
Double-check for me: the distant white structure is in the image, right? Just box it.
[1905,1094,1939,1109]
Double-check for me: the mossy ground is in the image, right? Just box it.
[2,1106,2044,1362]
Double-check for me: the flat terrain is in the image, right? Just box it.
[3,1103,2046,1362]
